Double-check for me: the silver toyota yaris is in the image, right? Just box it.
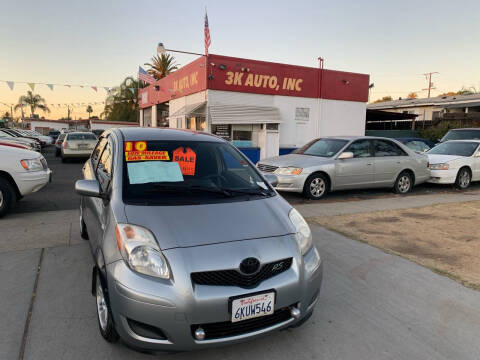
[75,127,323,352]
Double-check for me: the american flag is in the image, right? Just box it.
[204,12,211,56]
[138,66,155,84]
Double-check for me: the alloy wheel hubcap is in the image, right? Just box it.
[398,176,411,193]
[310,178,326,197]
[96,280,108,331]
[459,171,470,188]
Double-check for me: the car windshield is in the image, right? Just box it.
[123,140,274,205]
[441,129,480,141]
[296,138,348,157]
[67,133,97,140]
[428,142,479,157]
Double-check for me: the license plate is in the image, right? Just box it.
[78,144,88,149]
[231,292,275,323]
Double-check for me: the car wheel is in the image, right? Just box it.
[394,171,413,194]
[455,167,471,189]
[95,273,118,343]
[0,177,16,218]
[303,174,328,200]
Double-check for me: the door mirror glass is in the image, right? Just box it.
[75,179,103,198]
[338,151,354,160]
[263,174,278,187]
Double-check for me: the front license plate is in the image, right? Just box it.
[231,292,275,323]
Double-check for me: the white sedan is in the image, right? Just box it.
[427,140,480,189]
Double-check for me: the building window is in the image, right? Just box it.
[266,123,278,130]
[295,107,310,121]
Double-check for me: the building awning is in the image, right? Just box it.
[444,101,480,109]
[208,104,282,124]
[366,109,418,122]
[169,102,206,117]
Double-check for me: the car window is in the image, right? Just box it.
[441,130,480,141]
[91,137,107,165]
[345,140,372,158]
[57,134,66,141]
[406,140,430,152]
[297,139,349,157]
[67,133,97,141]
[374,140,407,157]
[97,140,113,191]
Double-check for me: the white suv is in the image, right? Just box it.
[0,145,52,217]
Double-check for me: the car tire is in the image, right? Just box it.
[95,273,119,343]
[393,171,413,194]
[0,177,16,218]
[455,167,471,189]
[61,155,67,163]
[303,173,328,200]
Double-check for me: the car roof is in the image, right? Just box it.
[448,128,480,131]
[115,127,225,143]
[443,139,480,143]
[321,135,403,142]
[66,131,95,135]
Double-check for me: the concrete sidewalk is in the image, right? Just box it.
[295,188,480,218]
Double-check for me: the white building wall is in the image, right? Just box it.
[207,90,365,148]
[29,120,69,132]
[169,91,206,129]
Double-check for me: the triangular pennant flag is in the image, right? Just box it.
[103,87,109,92]
[47,84,54,91]
[28,83,35,91]
[65,85,71,88]
[91,86,97,92]
[79,85,84,88]
[6,81,14,90]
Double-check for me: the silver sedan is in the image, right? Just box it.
[257,136,430,199]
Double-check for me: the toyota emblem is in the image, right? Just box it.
[239,257,260,275]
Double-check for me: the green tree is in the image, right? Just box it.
[86,105,93,119]
[14,91,50,117]
[2,111,10,119]
[144,54,178,80]
[101,76,146,122]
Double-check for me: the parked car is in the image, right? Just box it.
[2,128,44,147]
[74,128,322,352]
[439,128,480,143]
[48,130,60,142]
[427,140,480,189]
[0,145,52,217]
[257,136,431,199]
[0,140,31,150]
[16,129,54,145]
[0,130,41,152]
[395,137,434,153]
[55,133,66,157]
[60,132,98,162]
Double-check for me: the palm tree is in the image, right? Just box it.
[144,54,178,80]
[101,76,147,122]
[86,105,93,119]
[14,91,50,117]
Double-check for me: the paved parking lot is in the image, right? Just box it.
[2,146,480,359]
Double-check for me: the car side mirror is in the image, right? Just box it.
[75,179,106,198]
[338,151,354,160]
[263,174,278,187]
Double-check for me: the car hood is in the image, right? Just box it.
[427,154,465,164]
[123,196,295,250]
[259,153,332,168]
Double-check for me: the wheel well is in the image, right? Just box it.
[458,166,472,176]
[307,171,332,192]
[400,169,415,186]
[0,171,22,199]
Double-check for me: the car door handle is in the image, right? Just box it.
[366,163,373,166]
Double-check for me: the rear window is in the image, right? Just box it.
[441,129,480,141]
[67,133,97,140]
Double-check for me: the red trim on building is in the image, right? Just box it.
[139,54,369,108]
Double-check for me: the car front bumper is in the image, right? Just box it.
[427,169,458,184]
[105,236,323,352]
[264,173,309,193]
[15,168,52,196]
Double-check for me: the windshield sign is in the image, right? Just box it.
[123,140,274,205]
[428,142,479,157]
[297,138,348,157]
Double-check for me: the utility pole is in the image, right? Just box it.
[422,72,439,98]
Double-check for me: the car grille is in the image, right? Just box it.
[191,258,293,288]
[256,163,278,173]
[191,305,292,340]
[40,157,48,170]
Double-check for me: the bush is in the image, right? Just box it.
[418,121,464,142]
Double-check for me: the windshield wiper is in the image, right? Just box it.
[220,187,270,197]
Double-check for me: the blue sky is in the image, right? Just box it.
[1,0,479,118]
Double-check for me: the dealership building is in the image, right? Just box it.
[139,54,369,161]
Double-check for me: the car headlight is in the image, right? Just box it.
[289,208,312,255]
[115,224,170,279]
[20,158,43,171]
[275,167,303,175]
[430,163,449,170]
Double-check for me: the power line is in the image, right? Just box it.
[422,72,439,98]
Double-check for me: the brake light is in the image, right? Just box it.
[427,161,430,168]
[63,141,68,149]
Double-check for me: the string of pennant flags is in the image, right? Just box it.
[1,79,113,93]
